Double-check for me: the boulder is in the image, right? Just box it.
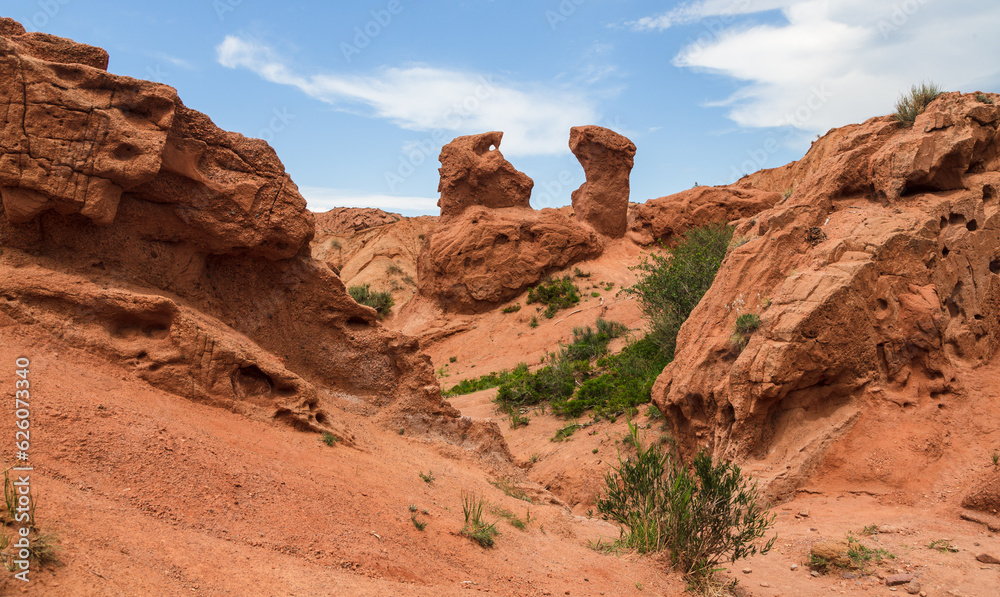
[569,125,636,237]
[436,131,533,218]
[417,206,602,313]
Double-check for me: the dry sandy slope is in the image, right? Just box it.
[0,324,685,596]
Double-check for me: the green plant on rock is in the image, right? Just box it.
[893,82,943,124]
[596,424,775,586]
[976,93,994,105]
[348,284,394,318]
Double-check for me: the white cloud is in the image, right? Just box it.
[634,0,1000,134]
[216,36,600,157]
[299,186,438,214]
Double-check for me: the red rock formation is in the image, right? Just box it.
[0,17,508,459]
[628,186,782,246]
[569,126,636,237]
[436,131,533,218]
[417,206,602,312]
[314,207,403,235]
[653,92,1000,496]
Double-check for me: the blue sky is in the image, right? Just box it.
[9,1,1000,216]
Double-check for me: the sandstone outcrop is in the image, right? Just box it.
[417,206,602,312]
[653,92,1000,495]
[628,186,782,246]
[569,126,636,237]
[437,131,533,218]
[0,17,508,459]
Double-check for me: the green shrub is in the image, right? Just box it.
[527,276,581,318]
[893,82,943,124]
[348,284,394,318]
[597,424,776,585]
[529,316,539,328]
[624,224,733,359]
[501,303,521,314]
[460,492,499,547]
[976,93,995,105]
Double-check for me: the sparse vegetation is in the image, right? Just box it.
[501,303,522,314]
[348,284,395,318]
[992,450,999,466]
[489,477,533,503]
[551,423,583,442]
[320,431,338,446]
[846,534,895,570]
[385,263,404,276]
[419,471,435,484]
[411,515,427,531]
[0,468,60,570]
[976,93,994,104]
[782,187,794,199]
[449,356,457,363]
[927,538,958,553]
[529,316,539,328]
[893,82,943,124]
[574,267,592,278]
[460,492,499,547]
[596,424,775,586]
[861,523,879,536]
[731,313,763,353]
[527,276,581,318]
[491,504,531,530]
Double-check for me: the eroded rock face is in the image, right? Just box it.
[437,131,533,218]
[417,206,602,312]
[569,126,636,238]
[0,18,508,459]
[628,186,782,246]
[653,93,1000,496]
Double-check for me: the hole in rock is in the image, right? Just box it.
[942,246,950,257]
[939,215,948,229]
[937,403,946,409]
[975,314,985,321]
[966,219,978,231]
[985,185,998,203]
[232,365,274,398]
[876,298,889,310]
[314,412,328,425]
[948,213,966,226]
[945,299,960,318]
[346,316,370,328]
[990,259,1000,274]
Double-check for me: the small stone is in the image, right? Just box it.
[885,573,914,586]
[976,553,1000,565]
[810,527,819,531]
[811,571,821,578]
[798,510,810,517]
[790,564,799,571]
[906,580,921,595]
[760,582,770,588]
[742,567,752,574]
[840,572,860,580]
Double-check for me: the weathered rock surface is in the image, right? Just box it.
[0,18,508,459]
[653,92,1000,495]
[417,206,602,312]
[315,207,402,235]
[312,208,436,315]
[569,125,636,238]
[628,186,782,246]
[437,131,533,218]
